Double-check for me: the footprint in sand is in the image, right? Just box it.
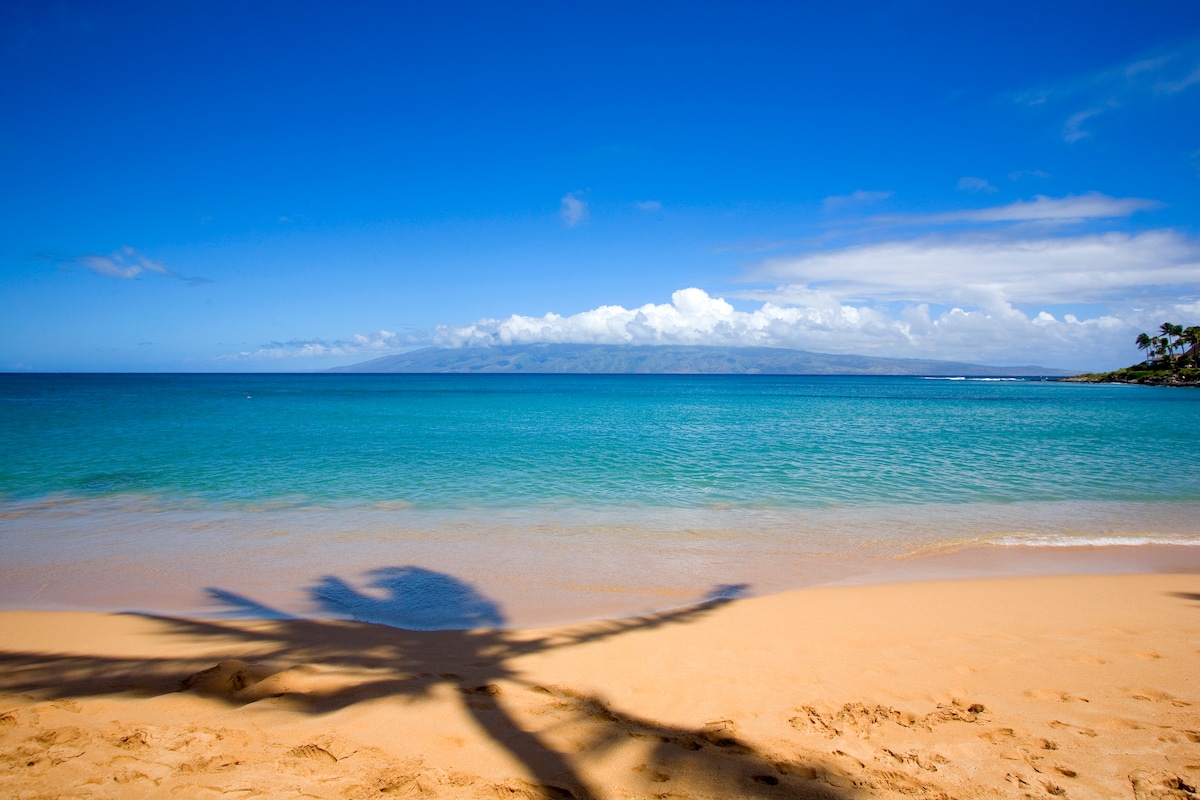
[1128,689,1191,707]
[286,743,337,763]
[1049,720,1099,738]
[632,763,670,783]
[113,729,150,750]
[1130,770,1197,800]
[1025,689,1090,703]
[180,660,271,697]
[458,683,502,710]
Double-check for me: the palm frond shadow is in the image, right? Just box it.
[0,566,856,799]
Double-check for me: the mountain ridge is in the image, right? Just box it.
[329,344,1073,376]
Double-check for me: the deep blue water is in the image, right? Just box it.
[2,373,1199,510]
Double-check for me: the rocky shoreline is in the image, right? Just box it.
[1065,370,1200,387]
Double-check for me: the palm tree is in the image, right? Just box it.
[1157,336,1177,369]
[1160,323,1183,361]
[1182,326,1200,368]
[1132,323,1196,371]
[1136,332,1154,364]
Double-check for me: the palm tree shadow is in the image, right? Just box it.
[0,567,855,799]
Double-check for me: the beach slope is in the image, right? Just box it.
[1,573,1197,799]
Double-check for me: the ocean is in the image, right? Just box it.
[2,373,1198,627]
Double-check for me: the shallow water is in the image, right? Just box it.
[2,374,1198,627]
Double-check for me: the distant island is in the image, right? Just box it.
[330,344,1073,376]
[1067,322,1199,387]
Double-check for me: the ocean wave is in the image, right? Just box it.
[991,534,1200,548]
[921,376,1024,381]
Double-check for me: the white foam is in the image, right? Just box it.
[921,376,1025,382]
[992,534,1200,548]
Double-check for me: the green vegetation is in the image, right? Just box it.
[1069,322,1200,386]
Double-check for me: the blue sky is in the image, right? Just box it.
[2,1,1199,371]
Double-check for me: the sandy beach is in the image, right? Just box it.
[1,571,1198,799]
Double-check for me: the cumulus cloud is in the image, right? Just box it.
[957,176,997,194]
[429,286,1188,370]
[77,246,212,285]
[429,213,1200,369]
[560,192,587,227]
[231,191,1196,371]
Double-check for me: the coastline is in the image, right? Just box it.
[2,571,1197,799]
[5,496,1200,629]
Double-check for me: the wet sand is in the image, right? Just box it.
[2,572,1198,799]
[5,490,1200,627]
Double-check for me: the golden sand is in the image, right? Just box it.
[1,573,1198,799]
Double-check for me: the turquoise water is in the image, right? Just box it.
[3,374,1199,509]
[2,373,1198,625]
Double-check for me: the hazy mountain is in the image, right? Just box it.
[330,344,1074,376]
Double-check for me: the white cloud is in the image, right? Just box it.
[230,192,1196,371]
[78,246,167,279]
[634,200,662,212]
[1062,105,1108,142]
[1009,169,1051,180]
[822,190,893,210]
[881,192,1156,226]
[230,329,420,360]
[957,176,998,194]
[1010,39,1200,141]
[749,229,1198,306]
[560,192,587,227]
[429,220,1200,370]
[1157,63,1200,94]
[77,246,211,285]
[429,286,1192,370]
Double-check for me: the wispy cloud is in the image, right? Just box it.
[76,246,212,285]
[1009,169,1051,181]
[1062,105,1110,143]
[1157,63,1200,94]
[876,192,1157,226]
[1010,39,1200,142]
[560,192,587,227]
[746,229,1198,306]
[634,200,662,212]
[822,190,893,211]
[957,176,997,194]
[228,329,423,360]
